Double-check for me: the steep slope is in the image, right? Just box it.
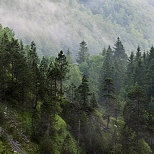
[0,0,154,56]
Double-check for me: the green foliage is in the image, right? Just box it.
[1,0,154,56]
[78,75,91,106]
[0,141,6,153]
[77,41,89,64]
[0,23,154,154]
[138,139,152,154]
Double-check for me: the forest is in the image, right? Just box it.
[0,0,154,56]
[0,24,154,154]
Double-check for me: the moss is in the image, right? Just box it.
[0,137,14,153]
[50,115,78,154]
[138,139,152,154]
[17,111,32,136]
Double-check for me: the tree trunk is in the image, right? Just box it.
[60,79,63,103]
[107,115,110,128]
[77,119,81,154]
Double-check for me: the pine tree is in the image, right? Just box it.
[55,50,69,101]
[102,78,116,128]
[102,46,114,80]
[123,85,149,141]
[0,33,11,100]
[78,75,90,107]
[39,56,48,78]
[77,40,89,64]
[27,41,40,109]
[147,47,154,99]
[47,61,60,102]
[99,46,114,101]
[134,47,146,86]
[66,48,73,64]
[101,47,107,56]
[113,37,128,92]
[90,93,98,108]
[126,52,135,85]
[114,37,127,60]
[39,57,49,100]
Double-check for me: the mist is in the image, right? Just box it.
[0,0,154,56]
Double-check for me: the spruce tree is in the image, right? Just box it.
[102,78,116,128]
[113,37,128,93]
[99,46,114,101]
[90,93,98,108]
[66,48,73,64]
[147,47,154,99]
[123,85,149,141]
[78,75,90,107]
[134,47,146,86]
[126,52,135,85]
[77,40,89,64]
[55,50,69,101]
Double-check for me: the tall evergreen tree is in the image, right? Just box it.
[147,47,154,99]
[126,52,135,85]
[90,93,98,108]
[78,75,90,107]
[99,46,114,101]
[123,85,149,141]
[102,78,116,128]
[66,48,73,64]
[113,37,128,93]
[77,41,89,64]
[55,50,69,101]
[134,47,146,86]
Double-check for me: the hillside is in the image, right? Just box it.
[0,24,154,153]
[0,0,154,56]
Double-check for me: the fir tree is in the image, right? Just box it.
[126,52,135,85]
[55,50,69,101]
[124,85,149,141]
[113,37,128,92]
[99,46,114,101]
[66,48,73,64]
[102,78,116,128]
[77,40,89,64]
[90,93,98,108]
[78,75,90,107]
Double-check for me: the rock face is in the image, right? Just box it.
[0,0,154,56]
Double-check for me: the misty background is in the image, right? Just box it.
[0,0,154,56]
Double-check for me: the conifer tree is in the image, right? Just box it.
[27,41,40,108]
[47,61,60,102]
[101,46,114,80]
[147,46,154,99]
[99,46,114,101]
[134,47,146,86]
[39,57,49,100]
[39,56,48,78]
[114,37,127,60]
[78,75,90,107]
[113,37,128,92]
[123,85,149,141]
[90,93,98,108]
[66,48,73,64]
[102,78,116,128]
[126,52,135,85]
[77,40,89,64]
[55,50,69,101]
